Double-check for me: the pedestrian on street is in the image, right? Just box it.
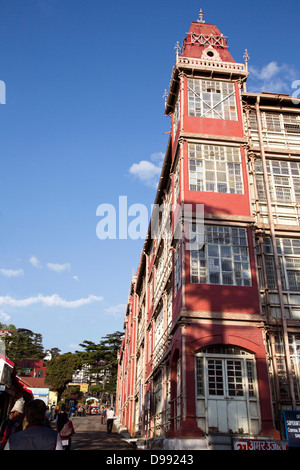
[51,404,56,420]
[56,404,74,450]
[4,399,63,450]
[101,407,106,424]
[56,404,69,431]
[106,407,114,433]
[45,406,51,421]
[0,398,25,450]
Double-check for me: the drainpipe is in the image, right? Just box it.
[179,138,186,311]
[142,252,148,437]
[269,333,282,414]
[179,71,184,134]
[255,96,296,409]
[131,292,138,437]
[181,323,187,422]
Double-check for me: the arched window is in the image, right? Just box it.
[195,345,260,434]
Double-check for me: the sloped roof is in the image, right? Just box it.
[20,376,51,390]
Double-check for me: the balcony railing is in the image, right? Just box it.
[177,56,248,75]
[152,321,172,368]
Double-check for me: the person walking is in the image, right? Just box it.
[4,399,63,450]
[106,407,115,433]
[56,404,74,450]
[0,398,25,450]
[56,404,69,430]
[101,407,106,424]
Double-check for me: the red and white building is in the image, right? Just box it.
[0,354,33,427]
[116,11,300,449]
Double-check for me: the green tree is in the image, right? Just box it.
[76,331,123,405]
[99,331,124,402]
[0,322,17,333]
[62,385,82,402]
[89,385,102,396]
[3,328,45,366]
[76,340,106,387]
[45,347,61,360]
[45,352,81,400]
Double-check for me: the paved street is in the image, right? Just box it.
[67,415,138,451]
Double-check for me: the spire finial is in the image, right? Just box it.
[243,49,250,62]
[174,41,181,61]
[163,89,168,104]
[197,9,205,23]
[243,49,250,71]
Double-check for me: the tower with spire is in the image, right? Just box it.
[116,10,300,450]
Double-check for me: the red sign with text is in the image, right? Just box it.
[233,439,287,450]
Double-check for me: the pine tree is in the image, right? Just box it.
[4,328,45,366]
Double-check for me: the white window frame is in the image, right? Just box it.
[154,306,164,348]
[174,241,181,294]
[188,78,238,121]
[190,225,251,286]
[196,353,257,399]
[174,157,180,204]
[173,94,180,134]
[269,334,300,401]
[195,346,260,434]
[155,251,164,300]
[246,111,300,149]
[188,143,243,194]
[255,159,300,204]
[257,237,300,292]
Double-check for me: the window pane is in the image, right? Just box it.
[196,358,204,396]
[188,78,237,120]
[246,360,256,397]
[258,237,300,293]
[190,225,250,286]
[227,360,244,396]
[188,143,243,194]
[208,359,224,395]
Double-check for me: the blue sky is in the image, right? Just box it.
[0,0,299,354]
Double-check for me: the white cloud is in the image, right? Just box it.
[0,268,24,278]
[150,152,164,165]
[129,152,164,188]
[30,257,73,274]
[248,61,297,94]
[47,263,71,273]
[0,310,11,323]
[253,61,281,80]
[104,303,126,316]
[72,276,79,282]
[0,294,103,309]
[29,256,41,268]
